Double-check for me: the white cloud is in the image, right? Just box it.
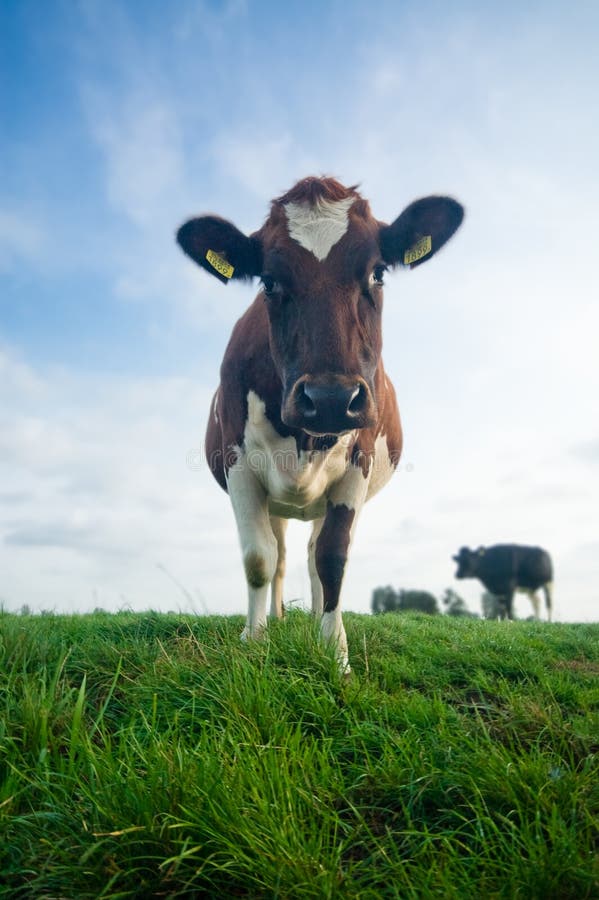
[88,97,186,228]
[79,78,265,332]
[0,210,45,271]
[572,440,599,464]
[0,347,45,396]
[0,348,242,614]
[210,131,319,202]
[172,0,248,42]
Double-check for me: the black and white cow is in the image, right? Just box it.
[177,176,464,671]
[453,544,553,621]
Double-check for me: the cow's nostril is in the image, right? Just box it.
[348,383,367,416]
[297,382,317,417]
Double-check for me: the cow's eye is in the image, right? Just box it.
[371,264,387,287]
[261,275,280,297]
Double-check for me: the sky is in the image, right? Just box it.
[1,0,598,621]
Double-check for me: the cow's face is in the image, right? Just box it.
[453,546,484,578]
[177,178,464,436]
[257,193,384,435]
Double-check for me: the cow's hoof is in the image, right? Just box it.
[338,658,352,679]
[240,625,265,642]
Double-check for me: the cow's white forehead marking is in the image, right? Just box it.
[283,196,355,261]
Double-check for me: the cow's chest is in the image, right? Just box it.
[242,391,354,520]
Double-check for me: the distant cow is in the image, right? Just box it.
[453,544,553,621]
[177,176,464,672]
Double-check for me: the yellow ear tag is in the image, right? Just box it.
[206,249,235,279]
[404,235,432,265]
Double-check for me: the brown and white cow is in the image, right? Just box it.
[177,177,463,672]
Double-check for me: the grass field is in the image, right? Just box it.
[0,609,597,898]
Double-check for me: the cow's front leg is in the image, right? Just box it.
[269,515,287,620]
[227,462,278,641]
[308,517,325,618]
[543,582,553,622]
[314,467,369,674]
[504,585,516,621]
[315,503,355,673]
[528,590,541,620]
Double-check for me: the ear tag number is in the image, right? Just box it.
[404,235,432,265]
[206,249,235,279]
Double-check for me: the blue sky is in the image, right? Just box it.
[1,0,598,620]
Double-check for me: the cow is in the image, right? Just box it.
[453,544,554,621]
[177,176,464,672]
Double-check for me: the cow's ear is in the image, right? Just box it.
[176,215,263,284]
[379,196,464,269]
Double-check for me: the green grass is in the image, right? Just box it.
[0,610,597,898]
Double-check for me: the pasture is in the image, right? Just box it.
[0,610,597,898]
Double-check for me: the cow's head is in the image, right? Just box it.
[177,177,464,435]
[453,546,485,578]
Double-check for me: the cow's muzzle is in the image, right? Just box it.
[283,375,376,434]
